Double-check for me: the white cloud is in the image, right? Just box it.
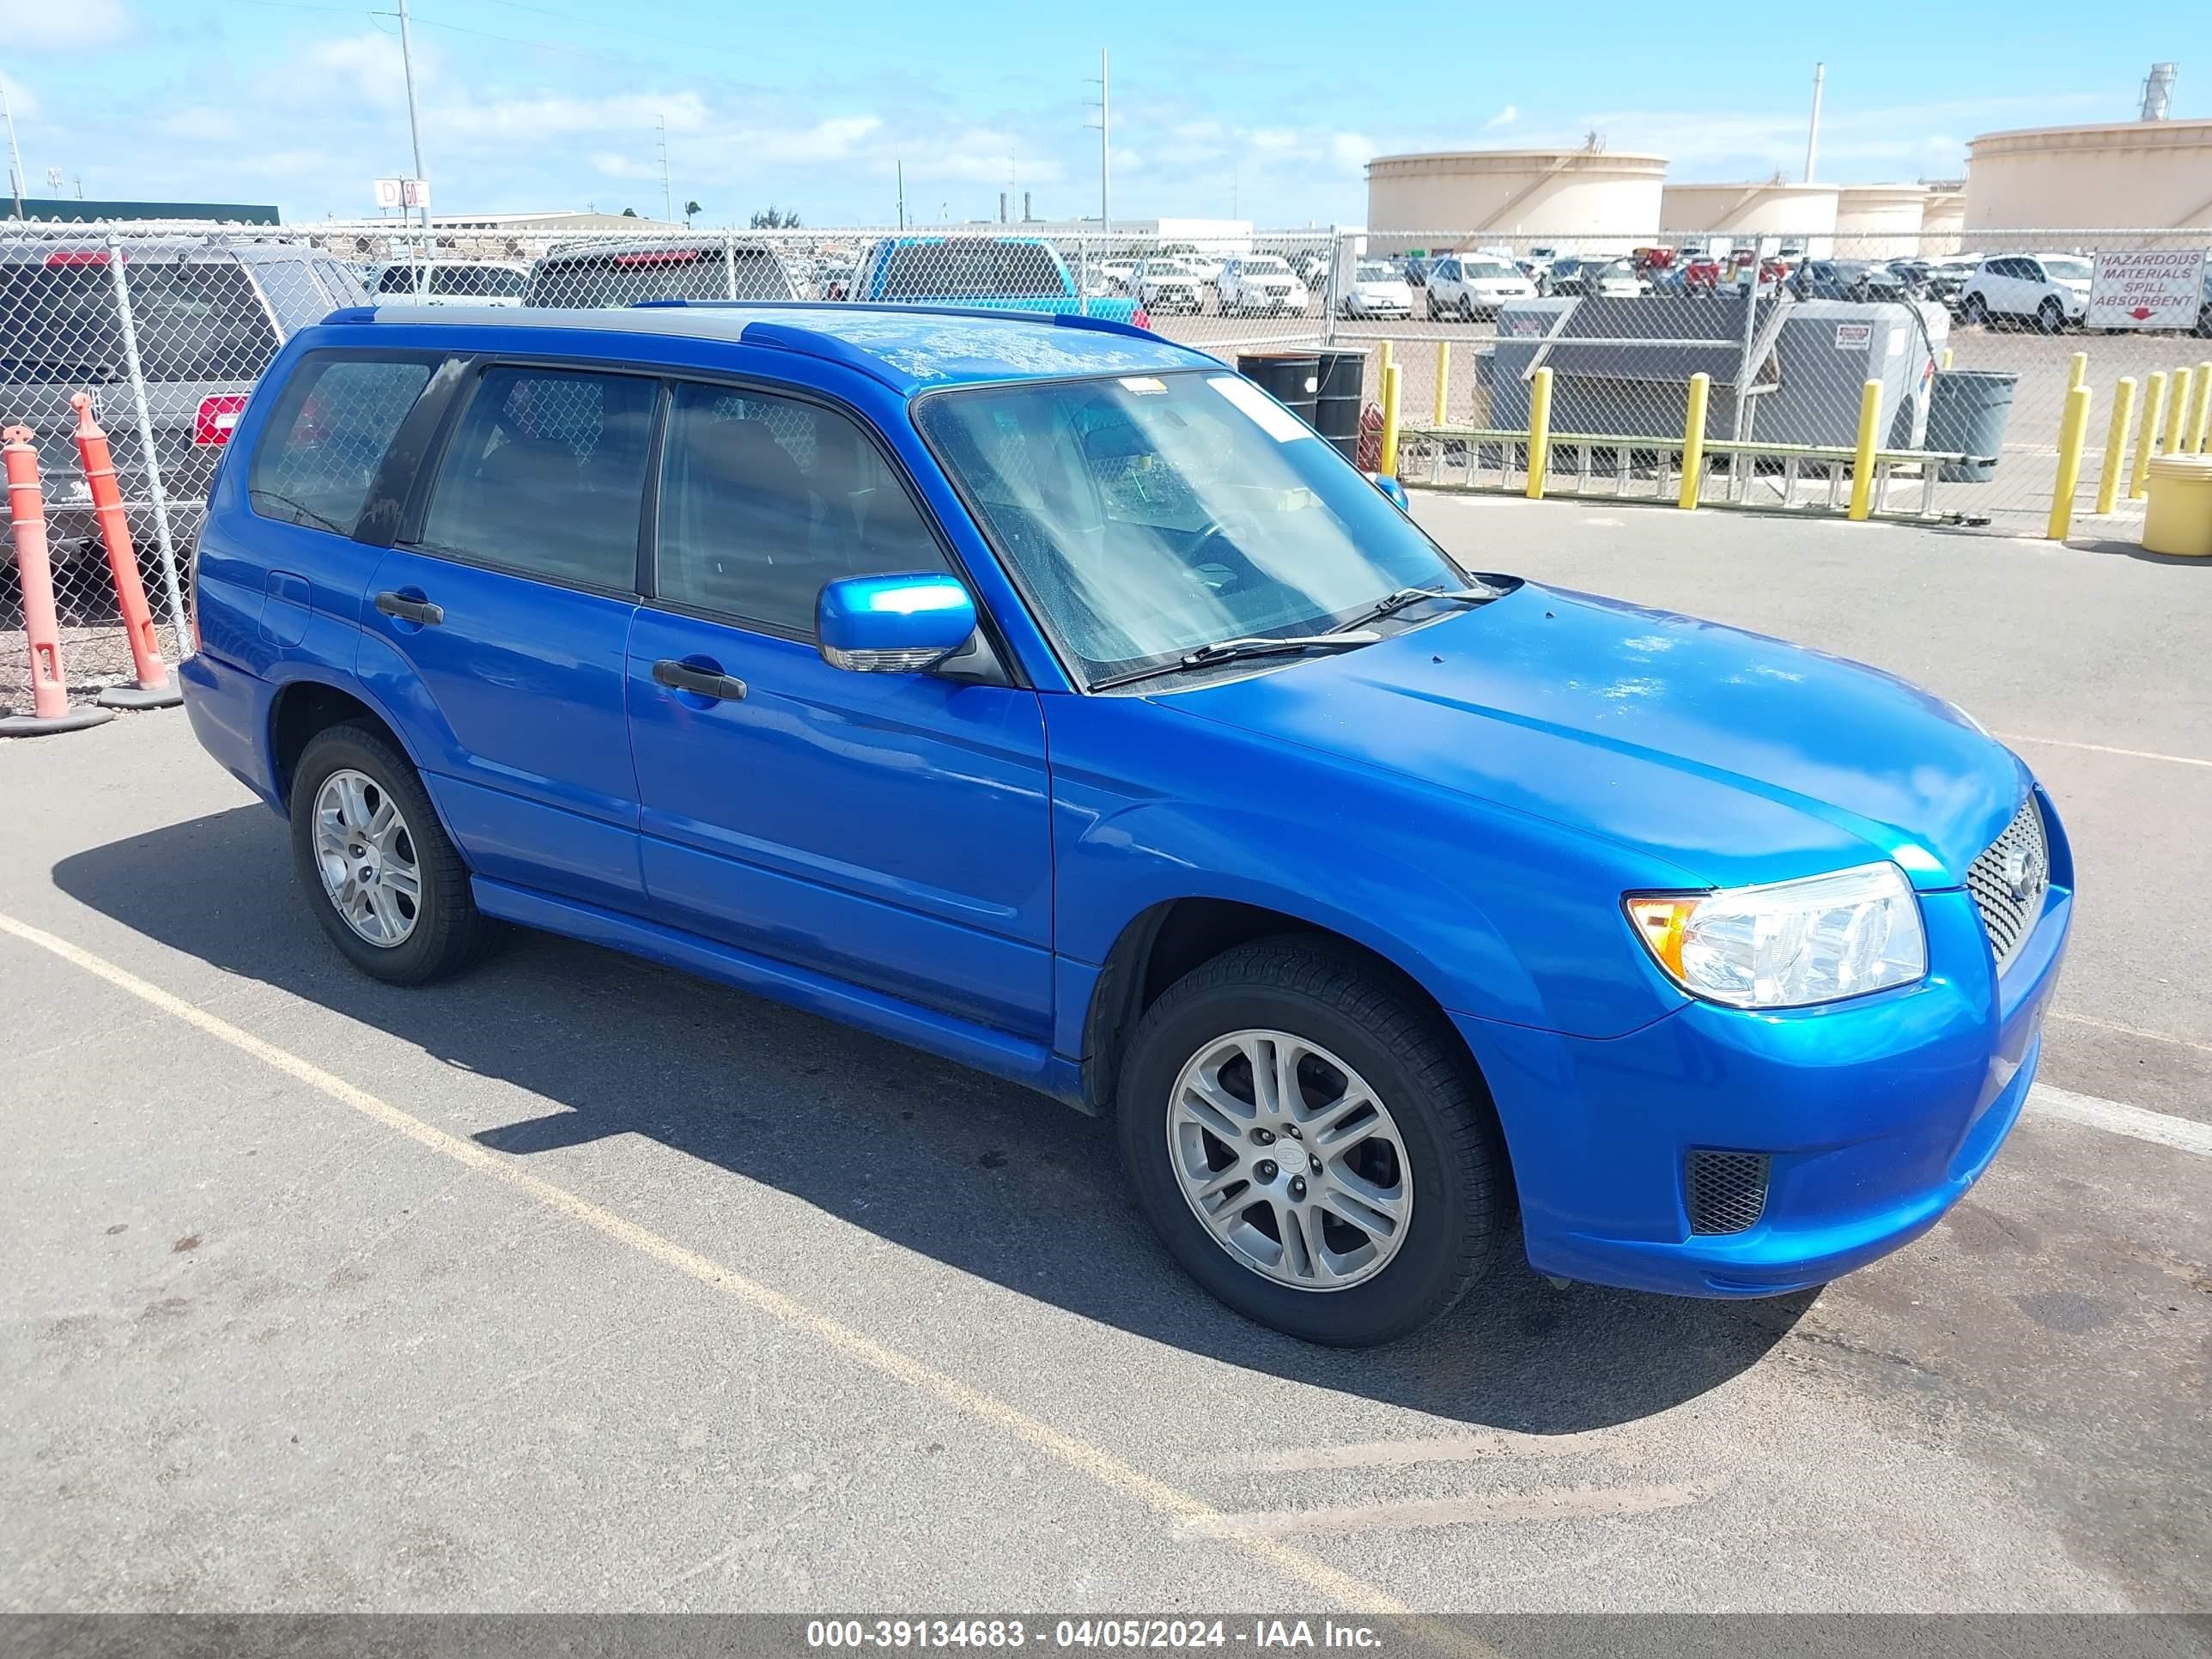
[0,70,39,121]
[1328,132,1375,173]
[0,0,130,52]
[1484,105,1518,131]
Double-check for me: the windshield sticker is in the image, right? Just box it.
[1118,376,1168,394]
[1207,374,1314,443]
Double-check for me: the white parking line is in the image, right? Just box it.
[2048,1009,2212,1059]
[1189,1484,1705,1539]
[2027,1083,2212,1158]
[1997,733,2212,769]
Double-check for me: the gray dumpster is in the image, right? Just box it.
[1926,369,2018,483]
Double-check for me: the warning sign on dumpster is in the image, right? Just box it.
[2086,248,2208,330]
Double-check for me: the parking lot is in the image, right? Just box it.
[3,496,2207,1617]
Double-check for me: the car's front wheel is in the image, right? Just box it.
[2038,296,2065,334]
[1961,292,1990,326]
[289,723,490,985]
[1116,938,1506,1346]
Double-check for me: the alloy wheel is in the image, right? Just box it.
[1165,1029,1412,1291]
[312,768,422,947]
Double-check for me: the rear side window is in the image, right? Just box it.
[429,265,525,299]
[654,382,947,633]
[249,355,434,537]
[417,366,656,590]
[133,263,284,378]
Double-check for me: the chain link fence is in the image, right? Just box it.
[5,217,2209,716]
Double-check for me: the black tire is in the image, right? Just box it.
[2037,296,2065,335]
[289,722,490,986]
[1426,294,1442,319]
[1115,936,1506,1346]
[1961,292,1989,327]
[1458,297,1475,323]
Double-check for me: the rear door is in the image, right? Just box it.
[358,360,655,910]
[624,378,1054,1038]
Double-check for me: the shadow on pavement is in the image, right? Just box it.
[53,805,1810,1433]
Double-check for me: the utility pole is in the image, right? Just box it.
[0,70,25,219]
[394,0,430,246]
[896,159,905,230]
[1804,62,1825,183]
[1085,49,1110,245]
[657,115,672,222]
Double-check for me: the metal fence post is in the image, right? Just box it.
[1320,228,1340,347]
[722,229,738,300]
[106,234,192,657]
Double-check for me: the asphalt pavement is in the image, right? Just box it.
[2,499,2207,1618]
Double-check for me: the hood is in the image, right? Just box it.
[1158,583,2027,891]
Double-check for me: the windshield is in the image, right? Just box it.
[1462,260,1519,279]
[1243,258,1291,276]
[2042,257,2092,281]
[1354,261,1397,282]
[878,240,1064,299]
[916,371,1468,684]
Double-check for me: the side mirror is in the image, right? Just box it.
[1366,471,1411,514]
[817,573,978,674]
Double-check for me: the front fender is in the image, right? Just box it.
[1044,696,1690,1041]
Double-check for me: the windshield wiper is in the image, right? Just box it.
[1333,585,1495,633]
[1091,630,1380,690]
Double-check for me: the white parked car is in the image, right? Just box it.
[1134,258,1208,315]
[1094,259,1139,295]
[368,260,530,307]
[1425,254,1538,320]
[1215,255,1310,316]
[1959,254,2092,332]
[1339,258,1414,319]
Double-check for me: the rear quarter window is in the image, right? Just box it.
[248,355,435,537]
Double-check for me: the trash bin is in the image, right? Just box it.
[1926,368,2018,483]
[2142,453,2212,557]
[1313,350,1365,464]
[1235,352,1320,428]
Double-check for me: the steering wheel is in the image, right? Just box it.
[1182,514,1264,592]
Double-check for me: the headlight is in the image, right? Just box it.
[1625,862,1927,1009]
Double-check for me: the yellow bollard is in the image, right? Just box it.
[2045,382,2093,541]
[1847,378,1882,521]
[1940,346,1954,371]
[1678,371,1711,510]
[1525,366,1553,500]
[2095,377,2136,517]
[2068,351,2087,392]
[2192,362,2212,454]
[1432,340,1450,428]
[1377,362,1402,478]
[2132,372,2168,500]
[1375,338,1393,387]
[2169,366,2196,454]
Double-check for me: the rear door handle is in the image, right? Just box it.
[374,590,444,626]
[653,659,748,702]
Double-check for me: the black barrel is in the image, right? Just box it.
[1926,368,2019,483]
[1312,349,1366,463]
[1236,351,1321,430]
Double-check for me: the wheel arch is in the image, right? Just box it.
[265,673,438,829]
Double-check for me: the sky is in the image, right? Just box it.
[0,0,2191,227]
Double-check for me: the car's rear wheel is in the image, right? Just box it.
[289,723,489,985]
[1116,938,1505,1346]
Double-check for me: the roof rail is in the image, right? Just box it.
[634,298,1069,325]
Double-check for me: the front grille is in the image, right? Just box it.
[1964,794,2049,974]
[1686,1151,1770,1236]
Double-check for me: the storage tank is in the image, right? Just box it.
[1964,119,2212,230]
[1919,186,1966,256]
[1657,181,1838,253]
[1365,148,1666,247]
[1832,184,1929,256]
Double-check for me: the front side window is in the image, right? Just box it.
[417,366,656,589]
[249,354,434,536]
[654,383,947,633]
[917,371,1464,683]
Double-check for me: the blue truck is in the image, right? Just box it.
[848,234,1145,325]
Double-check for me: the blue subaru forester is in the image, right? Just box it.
[181,301,2072,1346]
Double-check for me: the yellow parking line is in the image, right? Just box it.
[0,910,1491,1640]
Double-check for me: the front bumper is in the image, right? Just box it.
[1455,805,2073,1297]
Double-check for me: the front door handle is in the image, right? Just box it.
[653,658,748,702]
[374,590,444,626]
